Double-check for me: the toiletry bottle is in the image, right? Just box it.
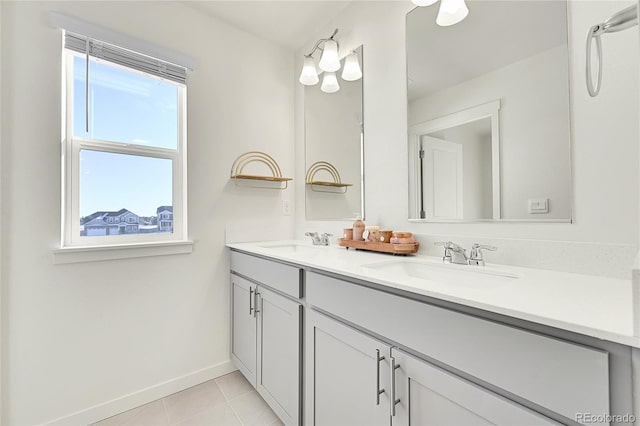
[353,214,365,241]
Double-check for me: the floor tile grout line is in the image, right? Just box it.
[161,397,170,425]
[161,379,229,425]
[214,374,255,403]
[214,377,233,402]
[226,398,246,426]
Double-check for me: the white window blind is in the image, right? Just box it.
[64,32,187,84]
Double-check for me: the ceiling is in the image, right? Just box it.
[407,1,568,101]
[181,1,352,51]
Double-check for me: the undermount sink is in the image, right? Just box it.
[362,259,519,287]
[258,243,324,254]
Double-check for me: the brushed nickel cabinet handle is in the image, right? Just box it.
[249,287,254,316]
[254,291,260,318]
[389,355,400,416]
[376,349,385,405]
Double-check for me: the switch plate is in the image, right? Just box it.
[282,199,291,216]
[528,198,549,214]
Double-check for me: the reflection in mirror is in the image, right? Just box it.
[412,101,499,220]
[305,46,364,220]
[407,1,572,222]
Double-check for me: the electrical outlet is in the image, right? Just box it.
[282,199,291,216]
[528,198,549,214]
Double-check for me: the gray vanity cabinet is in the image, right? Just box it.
[231,275,257,386]
[391,348,558,426]
[230,251,633,426]
[305,309,391,426]
[256,285,301,426]
[230,251,303,426]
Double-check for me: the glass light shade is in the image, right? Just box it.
[341,52,362,81]
[321,72,340,93]
[412,0,438,6]
[318,39,341,72]
[299,56,319,86]
[436,0,469,26]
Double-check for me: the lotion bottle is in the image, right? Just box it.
[352,214,365,241]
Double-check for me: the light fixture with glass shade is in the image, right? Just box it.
[411,0,438,6]
[318,39,341,72]
[341,51,362,81]
[436,0,469,26]
[321,72,340,93]
[299,56,319,86]
[410,0,469,27]
[298,28,362,93]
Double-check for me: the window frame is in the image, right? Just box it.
[62,50,188,248]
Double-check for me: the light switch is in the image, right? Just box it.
[528,198,549,214]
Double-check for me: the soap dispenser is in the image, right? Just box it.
[353,214,365,241]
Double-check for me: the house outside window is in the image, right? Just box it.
[63,32,188,247]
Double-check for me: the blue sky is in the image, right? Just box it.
[73,56,177,217]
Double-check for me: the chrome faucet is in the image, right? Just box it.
[305,232,333,246]
[434,241,468,265]
[435,241,497,266]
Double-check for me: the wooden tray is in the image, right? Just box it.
[338,238,420,255]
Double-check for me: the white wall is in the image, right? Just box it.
[409,46,572,220]
[295,0,639,278]
[1,1,294,424]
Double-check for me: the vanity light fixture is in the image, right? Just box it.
[411,0,469,27]
[298,28,362,93]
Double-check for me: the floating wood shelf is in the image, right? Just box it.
[306,181,353,188]
[338,238,420,255]
[306,161,352,193]
[230,152,292,190]
[231,174,292,183]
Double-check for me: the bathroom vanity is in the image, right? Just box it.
[227,241,639,426]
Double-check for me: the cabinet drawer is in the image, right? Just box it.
[231,251,302,298]
[306,271,610,424]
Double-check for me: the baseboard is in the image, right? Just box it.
[45,360,236,426]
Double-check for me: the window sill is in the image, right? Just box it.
[52,240,193,264]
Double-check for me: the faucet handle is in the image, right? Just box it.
[434,241,454,262]
[471,243,497,252]
[469,243,497,266]
[434,241,451,247]
[305,232,321,245]
[321,233,333,238]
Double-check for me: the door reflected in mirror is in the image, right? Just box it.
[305,46,364,220]
[407,1,572,222]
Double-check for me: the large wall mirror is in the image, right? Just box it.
[305,46,364,220]
[407,2,572,222]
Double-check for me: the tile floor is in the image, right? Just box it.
[93,371,283,426]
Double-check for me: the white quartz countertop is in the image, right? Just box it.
[227,240,639,348]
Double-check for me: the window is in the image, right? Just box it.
[63,33,187,247]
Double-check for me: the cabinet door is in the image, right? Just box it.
[391,348,559,426]
[231,275,257,386]
[306,309,391,426]
[256,286,301,426]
